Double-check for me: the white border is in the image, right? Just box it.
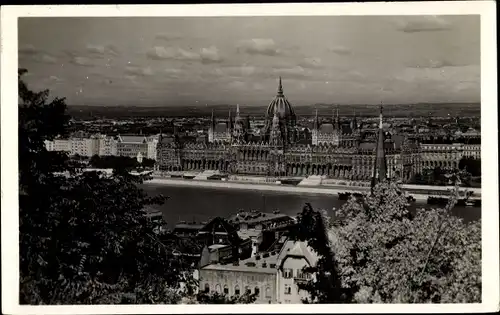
[1,2,498,314]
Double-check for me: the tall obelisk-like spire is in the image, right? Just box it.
[235,104,241,121]
[371,105,388,189]
[277,76,283,95]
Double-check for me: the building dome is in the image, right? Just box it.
[265,77,296,122]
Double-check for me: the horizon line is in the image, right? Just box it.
[65,102,481,108]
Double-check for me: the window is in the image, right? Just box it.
[223,285,229,295]
[245,286,251,294]
[265,287,271,298]
[204,283,210,293]
[283,268,293,278]
[215,284,221,294]
[296,269,304,279]
[254,287,260,296]
[284,284,292,295]
[234,285,240,295]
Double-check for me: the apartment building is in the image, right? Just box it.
[146,135,159,160]
[116,135,148,158]
[97,135,118,156]
[44,138,71,153]
[198,239,318,304]
[70,136,99,157]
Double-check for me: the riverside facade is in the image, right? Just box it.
[156,78,422,183]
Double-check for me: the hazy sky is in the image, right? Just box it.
[18,15,480,107]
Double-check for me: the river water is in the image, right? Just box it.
[141,183,481,228]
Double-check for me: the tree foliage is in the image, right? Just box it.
[89,155,155,171]
[459,156,481,177]
[294,179,481,303]
[18,69,262,305]
[18,69,195,304]
[289,204,347,303]
[194,291,258,304]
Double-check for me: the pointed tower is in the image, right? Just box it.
[208,109,215,143]
[235,104,241,122]
[312,109,320,145]
[233,104,245,142]
[371,105,388,189]
[277,76,283,96]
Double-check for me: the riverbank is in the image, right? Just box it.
[144,177,436,200]
[142,183,481,227]
[145,175,482,203]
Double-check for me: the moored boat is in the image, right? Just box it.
[427,196,449,205]
[338,192,351,200]
[465,200,476,207]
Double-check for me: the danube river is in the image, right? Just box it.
[141,183,481,228]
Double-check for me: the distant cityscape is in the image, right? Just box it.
[47,78,481,189]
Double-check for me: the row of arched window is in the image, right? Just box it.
[203,283,271,298]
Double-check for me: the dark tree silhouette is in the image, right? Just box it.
[18,69,261,305]
[459,157,481,177]
[288,204,347,303]
[18,69,193,304]
[293,181,481,303]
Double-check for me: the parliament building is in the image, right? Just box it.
[156,78,421,183]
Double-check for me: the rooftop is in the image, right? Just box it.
[237,229,262,240]
[119,135,147,143]
[227,211,293,225]
[174,223,205,231]
[277,240,319,269]
[201,250,280,274]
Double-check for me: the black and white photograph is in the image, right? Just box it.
[1,2,498,314]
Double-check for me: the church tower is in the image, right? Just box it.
[371,105,388,189]
[232,104,245,143]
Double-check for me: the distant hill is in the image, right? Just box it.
[66,103,481,120]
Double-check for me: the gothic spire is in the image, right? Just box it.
[277,76,283,95]
[379,105,383,129]
[371,105,387,189]
[209,109,216,133]
[235,104,242,122]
